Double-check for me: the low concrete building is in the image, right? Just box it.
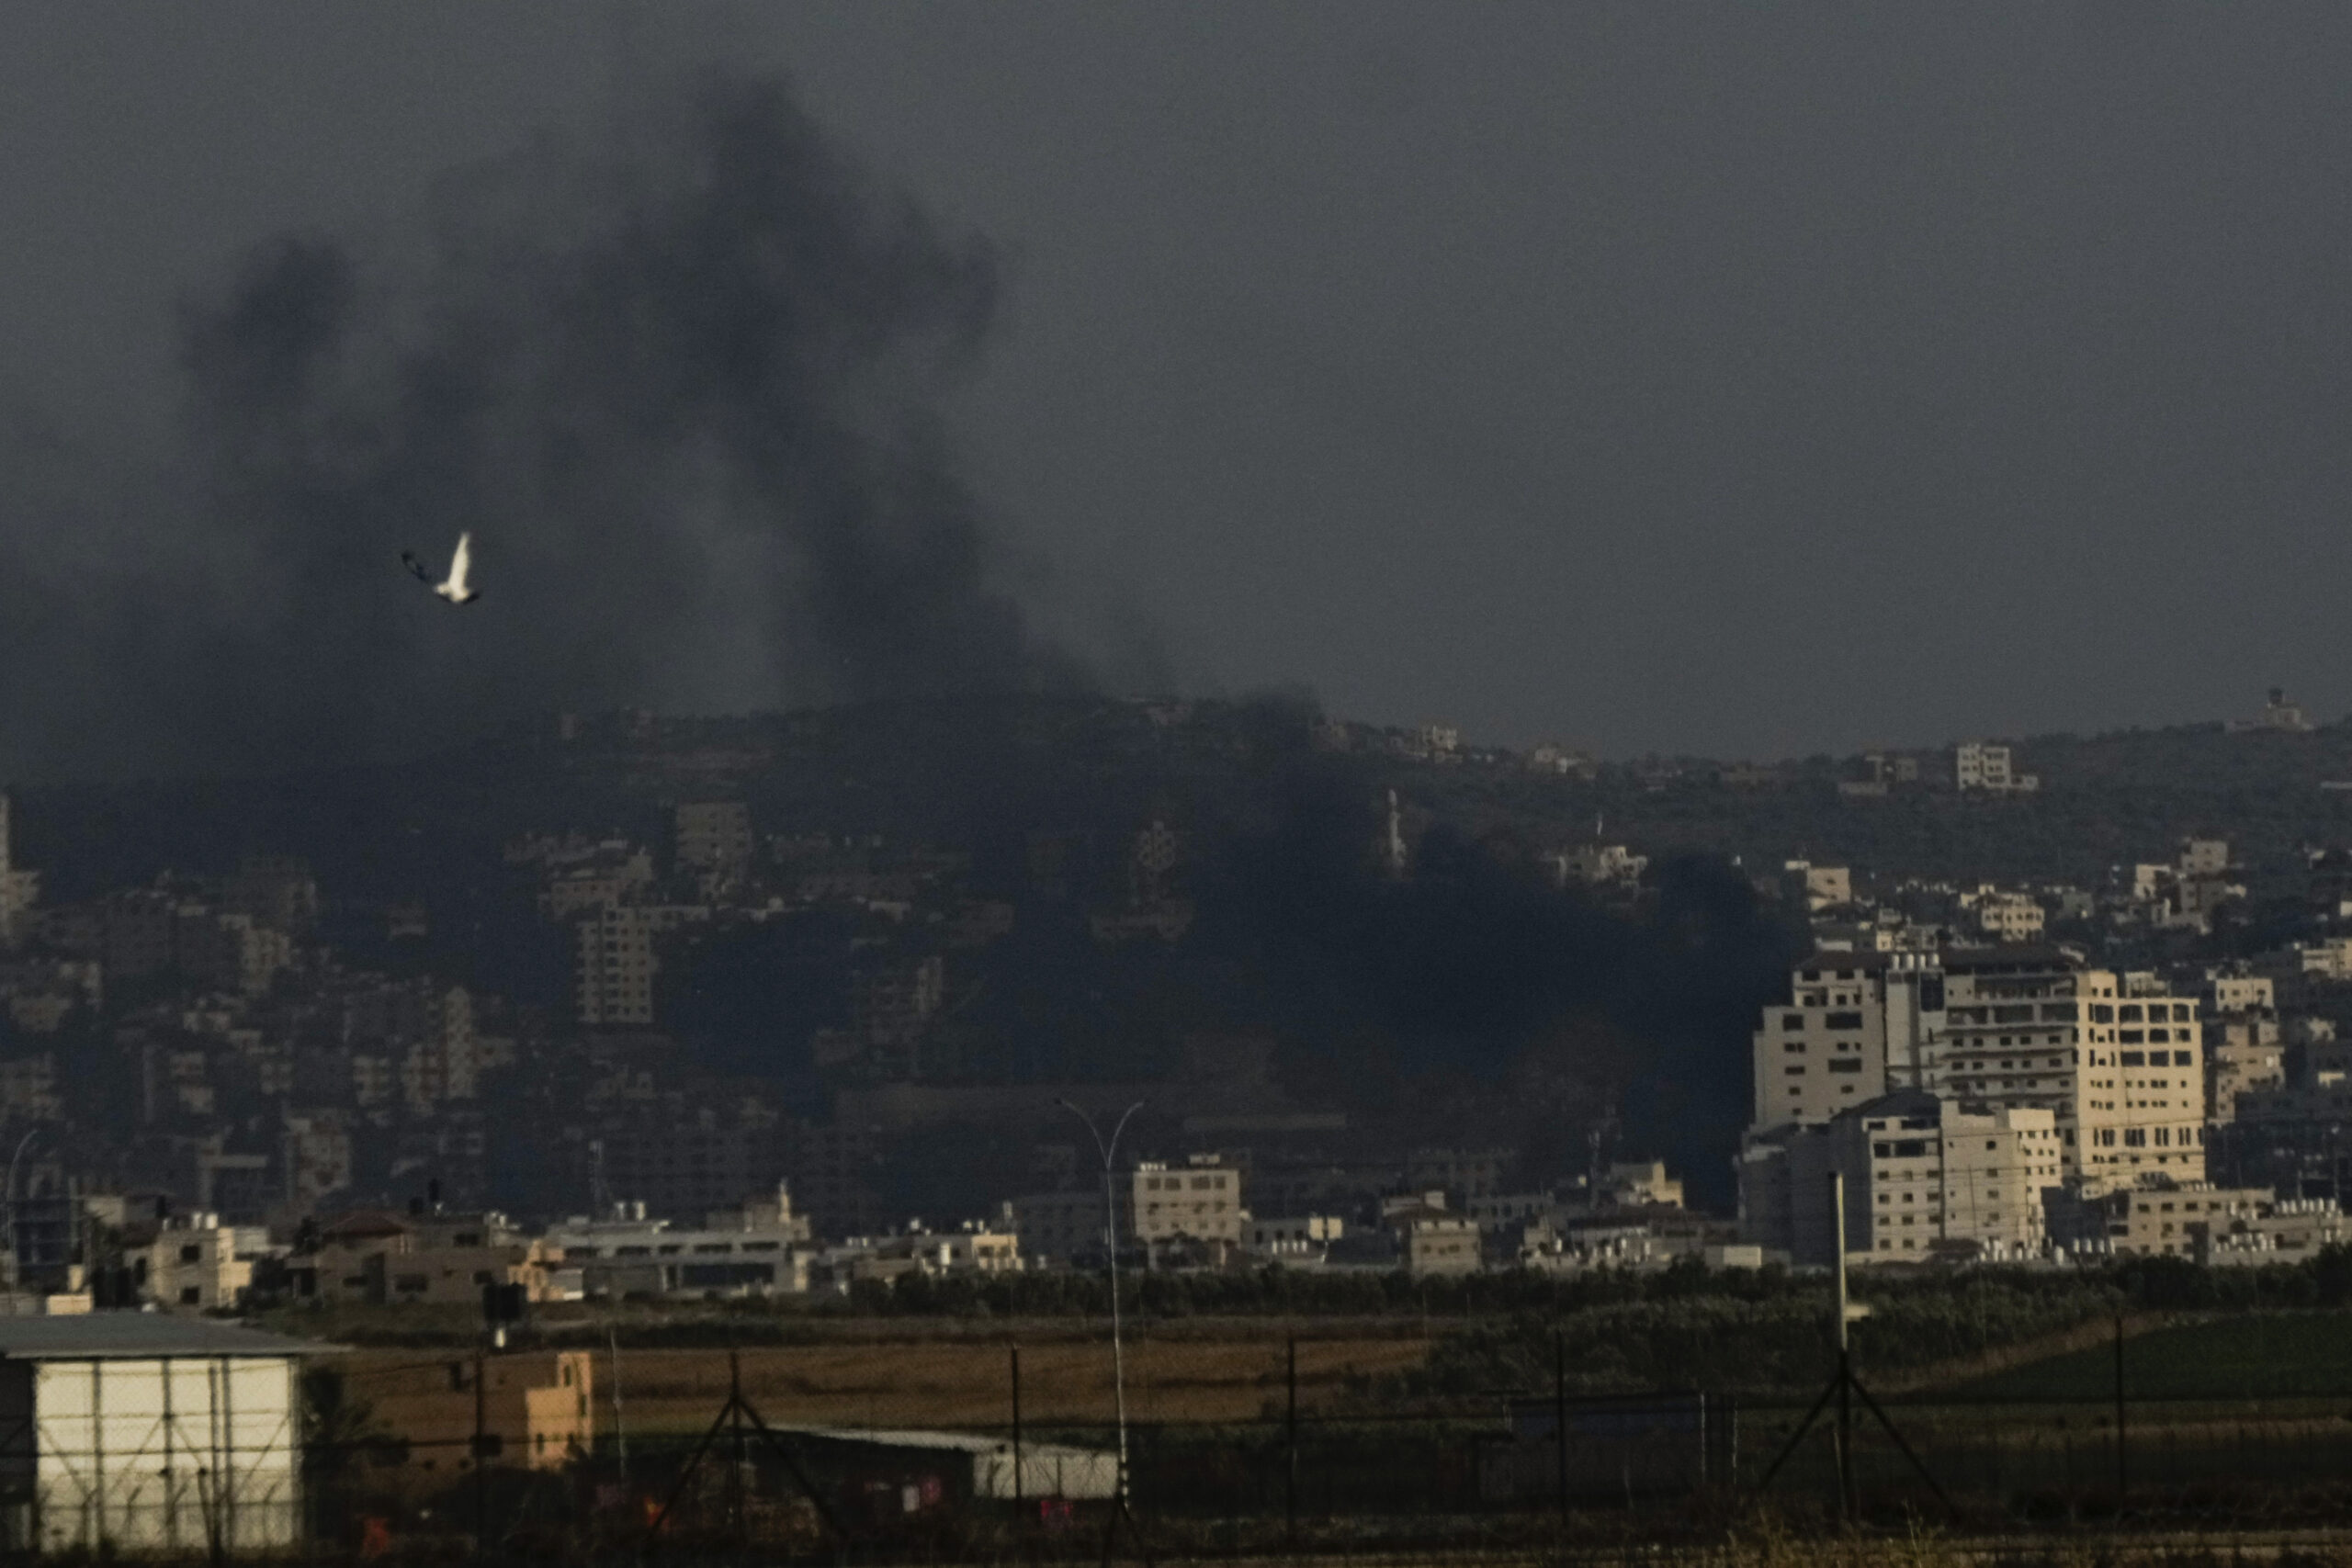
[370,1350,592,1472]
[134,1213,272,1314]
[546,1186,812,1299]
[1006,1190,1105,1268]
[2096,1180,2345,1262]
[1403,1215,1481,1277]
[303,1211,561,1308]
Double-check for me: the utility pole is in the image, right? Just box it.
[472,1344,488,1552]
[1833,1173,1855,1522]
[1554,1330,1570,1527]
[1285,1337,1299,1548]
[1010,1343,1024,1511]
[609,1322,628,1488]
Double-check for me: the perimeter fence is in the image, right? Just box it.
[282,1318,2352,1562]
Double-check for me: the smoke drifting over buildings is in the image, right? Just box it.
[0,69,1082,780]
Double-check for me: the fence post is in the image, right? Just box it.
[1285,1337,1299,1549]
[1011,1343,1023,1512]
[472,1346,487,1553]
[728,1348,748,1548]
[1555,1330,1569,1527]
[2112,1314,2127,1507]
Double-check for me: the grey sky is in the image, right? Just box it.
[3,3,2349,763]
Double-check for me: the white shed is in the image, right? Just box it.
[775,1426,1120,1501]
[0,1314,328,1555]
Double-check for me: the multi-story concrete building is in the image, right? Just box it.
[2206,1012,2285,1125]
[1956,741,2040,794]
[1740,1090,2060,1265]
[372,1351,594,1472]
[1008,1189,1109,1266]
[1403,1214,1482,1276]
[1129,1154,1245,1255]
[1549,842,1647,888]
[1750,951,1945,1127]
[137,1212,271,1312]
[1962,887,2045,942]
[304,1210,564,1308]
[590,1101,786,1223]
[575,907,659,1026]
[1751,948,2207,1188]
[2093,1180,2344,1262]
[851,957,944,1054]
[1928,950,2205,1185]
[540,842,656,921]
[2207,971,2277,1017]
[1781,862,1853,912]
[1405,1146,1514,1201]
[674,801,754,872]
[1011,1154,1249,1266]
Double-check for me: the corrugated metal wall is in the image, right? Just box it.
[25,1357,300,1554]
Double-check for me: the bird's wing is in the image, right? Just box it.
[401,551,433,584]
[447,532,472,593]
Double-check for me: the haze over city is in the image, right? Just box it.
[7,5,2352,775]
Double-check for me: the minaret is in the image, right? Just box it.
[1384,790,1408,880]
[0,793,36,948]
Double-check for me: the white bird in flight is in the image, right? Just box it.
[402,533,481,605]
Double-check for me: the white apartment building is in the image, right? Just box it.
[2207,972,2277,1016]
[1956,742,2040,794]
[1750,952,1944,1127]
[1130,1154,1245,1251]
[1751,948,2206,1189]
[1741,1090,2059,1265]
[140,1213,272,1312]
[1962,887,2045,942]
[1929,950,2205,1185]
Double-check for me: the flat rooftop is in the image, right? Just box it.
[0,1314,336,1359]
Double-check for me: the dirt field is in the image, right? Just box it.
[343,1329,1433,1440]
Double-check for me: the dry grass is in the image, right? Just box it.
[345,1332,1432,1438]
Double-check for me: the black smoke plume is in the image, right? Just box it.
[0,68,1082,780]
[1203,761,1802,1205]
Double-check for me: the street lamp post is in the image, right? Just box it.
[1058,1098,1143,1500]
